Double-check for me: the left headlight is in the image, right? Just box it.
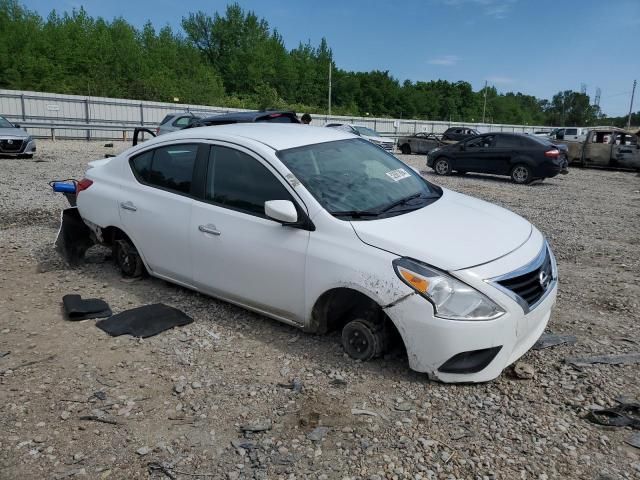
[393,258,505,321]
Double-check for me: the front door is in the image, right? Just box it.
[119,142,201,284]
[190,144,310,323]
[456,135,496,173]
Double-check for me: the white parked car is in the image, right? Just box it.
[63,124,558,383]
[547,127,590,142]
[325,123,395,152]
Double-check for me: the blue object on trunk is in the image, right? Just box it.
[52,181,76,193]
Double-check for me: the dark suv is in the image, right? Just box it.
[426,133,569,184]
[189,110,300,128]
[441,127,479,142]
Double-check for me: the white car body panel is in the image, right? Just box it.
[74,123,557,383]
[351,188,532,271]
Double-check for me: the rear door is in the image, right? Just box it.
[119,142,203,284]
[612,133,640,169]
[583,131,613,166]
[491,135,521,174]
[189,143,310,323]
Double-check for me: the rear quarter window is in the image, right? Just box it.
[159,114,174,125]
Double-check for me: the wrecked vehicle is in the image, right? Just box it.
[555,127,640,170]
[54,124,557,383]
[441,127,479,142]
[397,132,445,155]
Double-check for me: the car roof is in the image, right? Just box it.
[138,123,355,151]
[197,110,299,124]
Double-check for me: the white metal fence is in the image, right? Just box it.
[0,88,553,141]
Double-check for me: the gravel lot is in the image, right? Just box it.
[1,140,639,480]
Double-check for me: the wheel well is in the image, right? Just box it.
[100,226,131,247]
[309,288,390,334]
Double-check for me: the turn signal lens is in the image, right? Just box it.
[399,268,429,293]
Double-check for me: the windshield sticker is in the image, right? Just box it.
[385,168,411,182]
[285,173,301,188]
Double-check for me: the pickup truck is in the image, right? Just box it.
[554,126,639,170]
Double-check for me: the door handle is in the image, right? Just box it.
[120,201,137,212]
[198,224,221,236]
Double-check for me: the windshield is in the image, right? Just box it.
[277,138,441,219]
[0,116,14,128]
[353,126,382,137]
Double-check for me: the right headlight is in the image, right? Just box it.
[393,258,505,321]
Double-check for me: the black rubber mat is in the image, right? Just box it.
[62,294,112,321]
[95,303,193,338]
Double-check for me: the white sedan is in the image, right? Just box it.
[64,124,557,383]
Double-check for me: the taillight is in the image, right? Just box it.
[76,178,93,193]
[544,149,560,158]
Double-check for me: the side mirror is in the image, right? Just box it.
[265,200,298,224]
[14,124,21,129]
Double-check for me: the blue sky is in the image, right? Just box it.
[23,0,640,116]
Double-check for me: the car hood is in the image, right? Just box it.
[0,128,29,139]
[364,135,394,144]
[350,188,532,271]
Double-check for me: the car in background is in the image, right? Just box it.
[441,127,479,142]
[59,124,557,383]
[325,123,395,151]
[397,132,445,154]
[554,126,639,170]
[157,112,201,135]
[0,115,36,158]
[547,127,589,142]
[190,110,301,127]
[533,129,553,137]
[427,133,568,184]
[134,110,301,146]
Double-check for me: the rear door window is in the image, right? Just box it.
[206,146,293,217]
[494,135,522,148]
[130,144,198,195]
[565,128,578,136]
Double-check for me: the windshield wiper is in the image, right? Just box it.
[377,192,430,214]
[330,210,382,219]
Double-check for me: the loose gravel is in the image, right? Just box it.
[1,140,639,480]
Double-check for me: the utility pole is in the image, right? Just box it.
[482,80,488,123]
[628,79,636,128]
[328,59,332,117]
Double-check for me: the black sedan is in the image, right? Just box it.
[426,133,569,184]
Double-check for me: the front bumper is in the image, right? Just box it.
[0,138,36,156]
[384,233,557,382]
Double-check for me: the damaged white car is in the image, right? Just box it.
[56,124,557,382]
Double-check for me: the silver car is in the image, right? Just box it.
[0,116,36,158]
[157,112,201,135]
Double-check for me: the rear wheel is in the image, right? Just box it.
[341,319,387,361]
[114,238,144,278]
[510,164,532,184]
[400,144,411,155]
[433,157,452,176]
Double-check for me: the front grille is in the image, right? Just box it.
[0,139,24,152]
[495,247,553,309]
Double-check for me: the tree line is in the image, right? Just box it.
[0,0,635,127]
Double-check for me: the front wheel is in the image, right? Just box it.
[433,157,452,176]
[341,319,387,361]
[510,164,532,184]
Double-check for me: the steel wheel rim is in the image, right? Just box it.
[348,330,369,354]
[435,160,448,174]
[513,166,528,182]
